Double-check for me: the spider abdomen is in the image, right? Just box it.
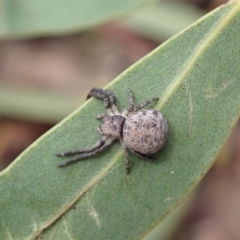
[123,110,168,154]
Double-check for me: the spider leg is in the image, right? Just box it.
[123,90,135,116]
[86,88,118,113]
[104,89,118,112]
[86,88,112,114]
[127,90,134,112]
[129,149,154,160]
[97,126,103,135]
[56,138,106,157]
[96,113,108,119]
[120,141,131,174]
[134,97,159,112]
[58,138,113,167]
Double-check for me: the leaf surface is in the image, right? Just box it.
[1,2,240,239]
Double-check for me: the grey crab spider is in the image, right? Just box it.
[56,87,168,173]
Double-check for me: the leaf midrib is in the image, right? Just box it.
[156,2,239,110]
[27,149,123,239]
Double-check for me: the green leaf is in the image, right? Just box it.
[144,191,195,240]
[0,0,147,39]
[1,2,240,239]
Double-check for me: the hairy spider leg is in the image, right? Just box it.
[103,89,118,112]
[87,87,118,113]
[57,138,113,167]
[97,126,103,135]
[120,141,131,174]
[134,98,159,112]
[86,89,112,114]
[96,113,108,119]
[56,138,106,157]
[127,90,134,112]
[122,90,134,116]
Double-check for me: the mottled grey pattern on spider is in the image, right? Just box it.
[56,87,168,174]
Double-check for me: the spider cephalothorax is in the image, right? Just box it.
[57,87,168,173]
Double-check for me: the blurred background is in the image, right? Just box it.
[1,0,239,239]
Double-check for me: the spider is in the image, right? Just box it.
[56,87,168,173]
